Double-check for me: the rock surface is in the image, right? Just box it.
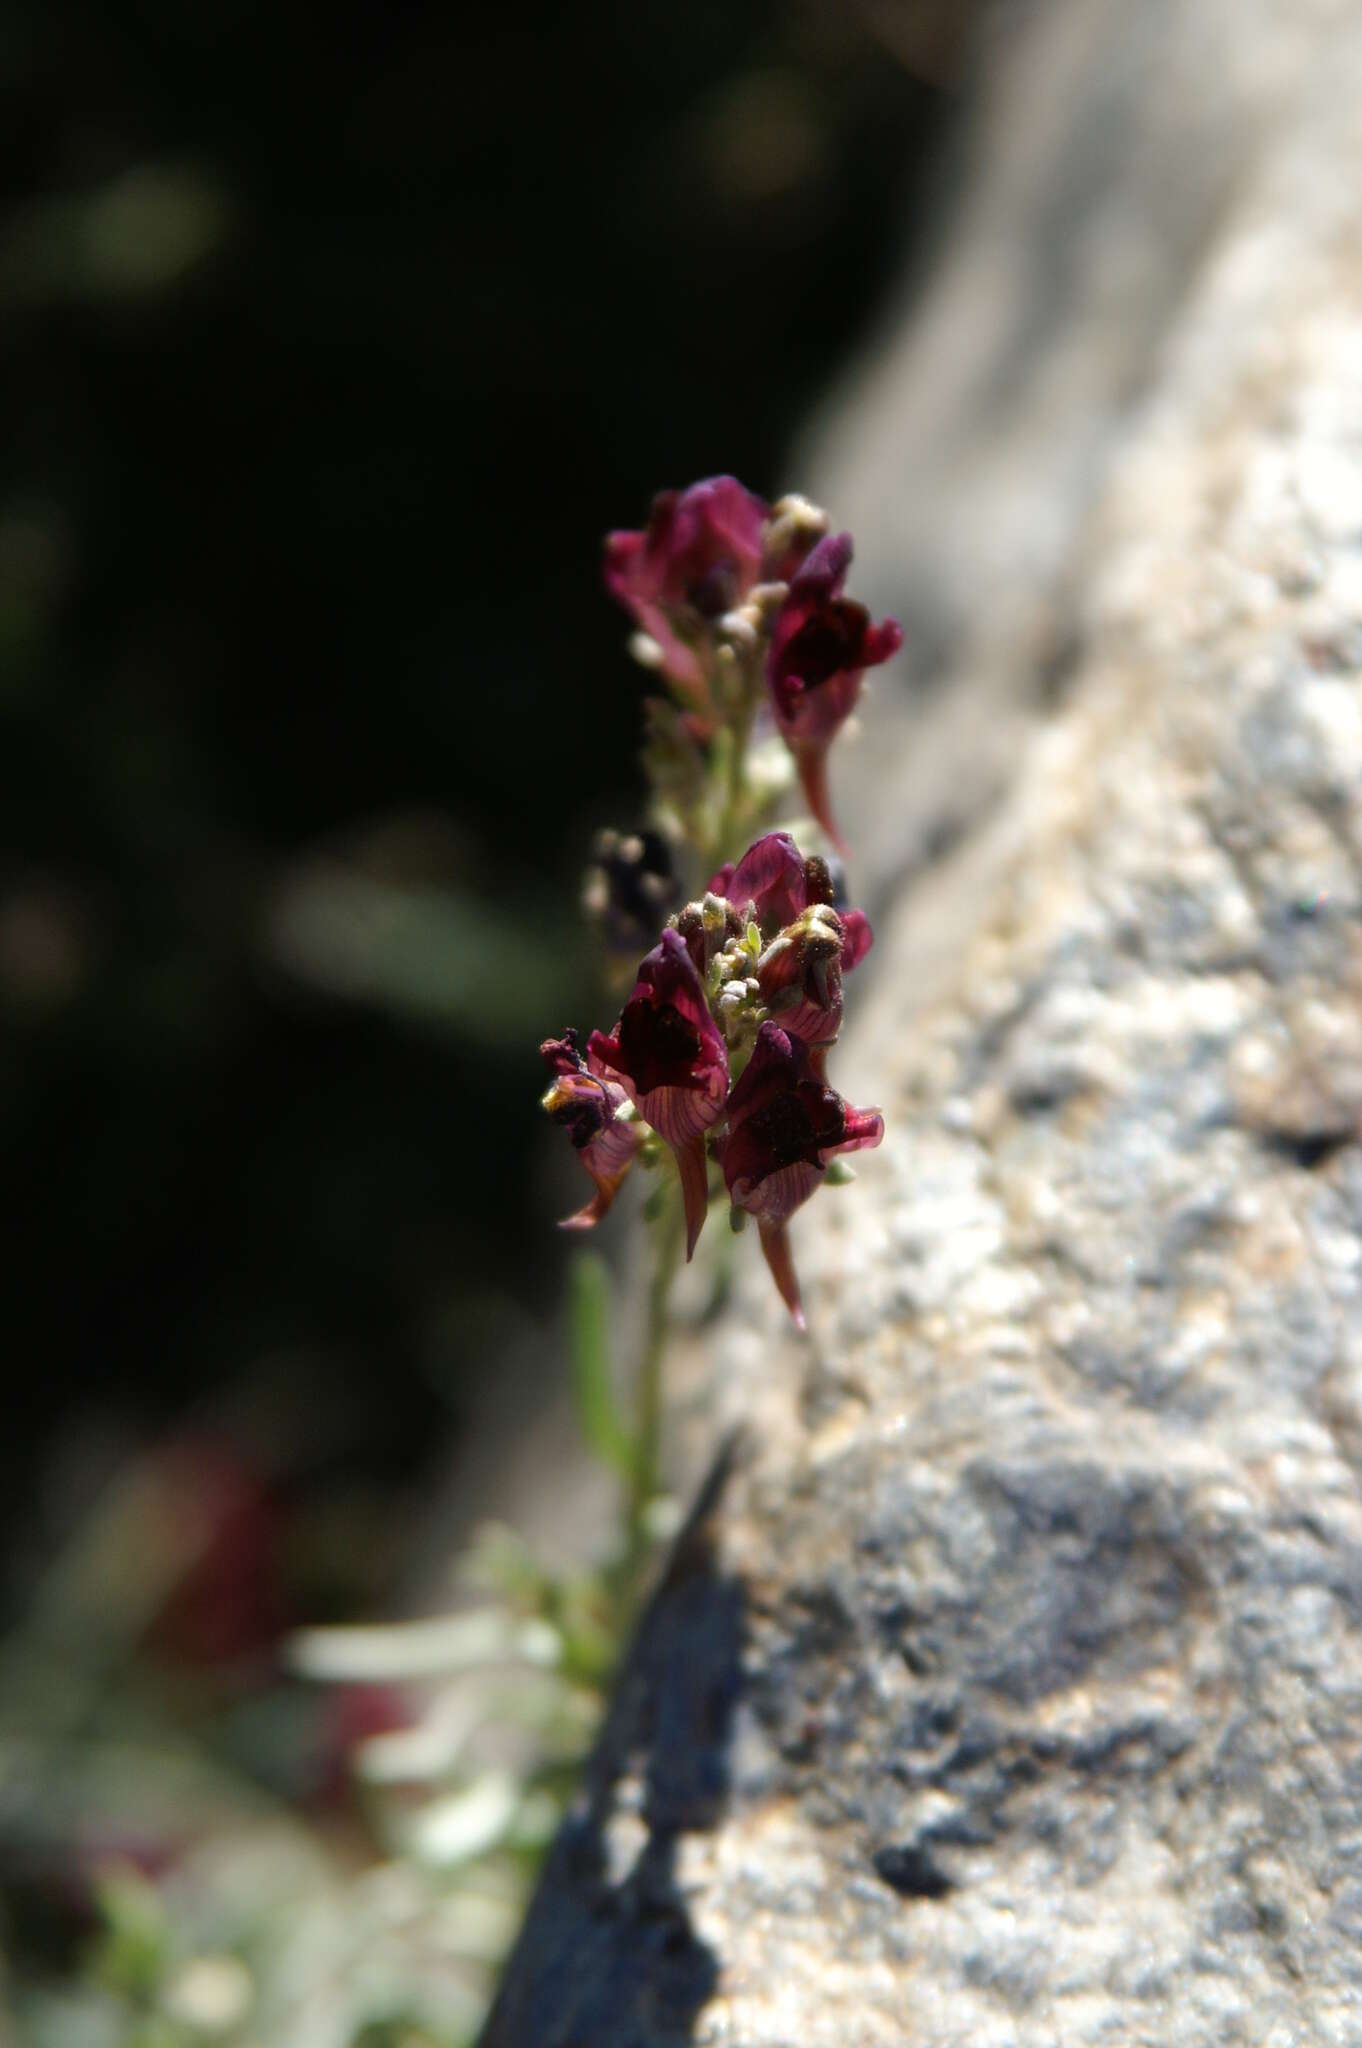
[482,2,1362,2042]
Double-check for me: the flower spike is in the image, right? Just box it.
[766,533,902,851]
[588,929,729,1258]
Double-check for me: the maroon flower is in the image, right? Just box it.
[707,831,810,933]
[766,533,903,851]
[605,476,769,706]
[755,904,856,1049]
[541,1029,643,1230]
[718,1022,883,1327]
[709,832,875,1048]
[588,929,729,1257]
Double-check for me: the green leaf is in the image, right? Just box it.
[89,1864,168,2001]
[568,1253,633,1477]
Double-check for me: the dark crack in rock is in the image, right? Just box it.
[478,1442,744,2048]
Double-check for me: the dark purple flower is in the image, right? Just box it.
[707,831,811,933]
[541,1029,643,1230]
[708,833,874,1047]
[718,1022,883,1327]
[605,477,769,706]
[588,929,729,1258]
[755,903,858,1049]
[766,533,903,852]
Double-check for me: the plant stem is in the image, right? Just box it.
[625,1178,686,1573]
[710,697,754,875]
[617,670,757,1597]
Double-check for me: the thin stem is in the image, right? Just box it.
[713,696,753,867]
[625,1176,686,1569]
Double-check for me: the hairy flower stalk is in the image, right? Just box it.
[543,477,896,1575]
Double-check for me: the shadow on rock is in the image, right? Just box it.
[478,1438,746,2048]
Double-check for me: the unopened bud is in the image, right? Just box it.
[584,827,681,959]
[762,495,829,582]
[628,631,665,670]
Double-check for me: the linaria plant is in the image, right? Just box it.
[250,479,901,2048]
[544,474,899,1582]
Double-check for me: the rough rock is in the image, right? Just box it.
[482,2,1362,2042]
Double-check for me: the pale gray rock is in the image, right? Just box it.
[482,2,1362,2042]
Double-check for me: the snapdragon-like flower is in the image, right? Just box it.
[755,902,853,1050]
[710,831,874,1049]
[718,1021,883,1329]
[588,928,729,1258]
[767,533,903,851]
[540,1029,643,1230]
[605,477,769,708]
[707,829,810,932]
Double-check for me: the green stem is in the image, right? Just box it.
[625,1178,686,1569]
[715,697,753,864]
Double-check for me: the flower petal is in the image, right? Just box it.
[757,1218,806,1331]
[730,1156,823,1223]
[541,1031,644,1230]
[840,909,873,972]
[766,533,902,853]
[557,1153,636,1231]
[674,1131,712,1260]
[794,742,845,855]
[714,831,807,928]
[588,928,728,1260]
[721,1022,883,1243]
[825,1104,884,1160]
[604,477,768,697]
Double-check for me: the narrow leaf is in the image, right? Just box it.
[568,1252,633,1476]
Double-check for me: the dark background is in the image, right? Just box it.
[1,2,963,1615]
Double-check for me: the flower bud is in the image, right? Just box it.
[671,890,745,979]
[761,494,829,583]
[756,902,847,1047]
[582,827,681,962]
